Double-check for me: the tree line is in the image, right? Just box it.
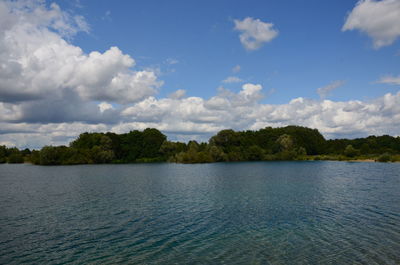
[1,126,399,165]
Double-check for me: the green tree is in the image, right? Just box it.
[7,148,24,163]
[89,135,115,163]
[344,145,359,158]
[90,146,115,163]
[8,153,24,163]
[0,145,6,163]
[297,147,307,157]
[39,146,77,165]
[209,129,239,152]
[208,145,227,162]
[276,134,294,151]
[141,128,167,158]
[245,145,265,161]
[160,141,187,160]
[29,150,41,164]
[377,153,391,162]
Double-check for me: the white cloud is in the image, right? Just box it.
[378,75,400,85]
[168,89,186,99]
[116,87,400,144]
[1,1,400,149]
[98,102,113,113]
[121,83,265,132]
[0,122,109,149]
[239,83,263,101]
[343,0,400,48]
[2,85,400,148]
[0,102,23,121]
[222,76,243,83]
[4,1,89,38]
[0,0,160,105]
[234,17,278,50]
[249,93,400,138]
[317,80,345,99]
[70,47,161,103]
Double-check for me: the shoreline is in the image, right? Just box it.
[2,158,400,166]
[346,159,376,162]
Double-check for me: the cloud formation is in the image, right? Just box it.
[119,85,400,141]
[343,0,400,48]
[2,81,400,149]
[222,76,243,83]
[378,75,400,85]
[317,80,345,99]
[0,0,161,105]
[0,0,399,149]
[234,17,278,50]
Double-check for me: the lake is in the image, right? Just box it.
[1,161,399,264]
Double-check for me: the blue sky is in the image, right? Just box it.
[0,0,400,148]
[64,0,399,102]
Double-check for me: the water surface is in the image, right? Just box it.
[1,162,399,264]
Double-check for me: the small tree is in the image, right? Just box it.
[8,153,24,163]
[0,145,6,163]
[276,134,294,151]
[377,153,391,162]
[208,145,227,162]
[344,145,358,158]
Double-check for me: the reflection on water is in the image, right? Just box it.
[1,161,399,264]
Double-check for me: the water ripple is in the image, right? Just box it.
[1,162,400,264]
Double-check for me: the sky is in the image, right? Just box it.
[0,0,400,149]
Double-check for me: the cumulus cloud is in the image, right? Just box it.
[222,76,243,83]
[168,89,186,99]
[98,102,114,113]
[118,84,400,144]
[121,83,264,131]
[343,0,400,48]
[3,0,90,38]
[0,122,109,149]
[234,17,278,50]
[2,83,400,148]
[70,47,161,103]
[317,80,345,99]
[1,0,400,149]
[378,75,400,85]
[0,0,160,106]
[0,102,23,121]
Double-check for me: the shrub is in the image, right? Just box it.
[344,145,359,158]
[8,153,24,163]
[390,155,400,162]
[377,153,391,163]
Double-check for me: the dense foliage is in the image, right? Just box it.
[0,146,27,164]
[2,126,400,165]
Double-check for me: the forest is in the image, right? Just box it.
[1,126,400,165]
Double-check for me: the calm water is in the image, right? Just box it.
[1,162,400,264]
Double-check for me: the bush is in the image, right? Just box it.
[390,155,400,162]
[276,150,297,160]
[377,153,391,162]
[344,145,359,158]
[8,153,24,163]
[29,150,41,164]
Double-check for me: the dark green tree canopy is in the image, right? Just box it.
[3,126,399,165]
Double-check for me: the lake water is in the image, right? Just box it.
[1,162,400,264]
